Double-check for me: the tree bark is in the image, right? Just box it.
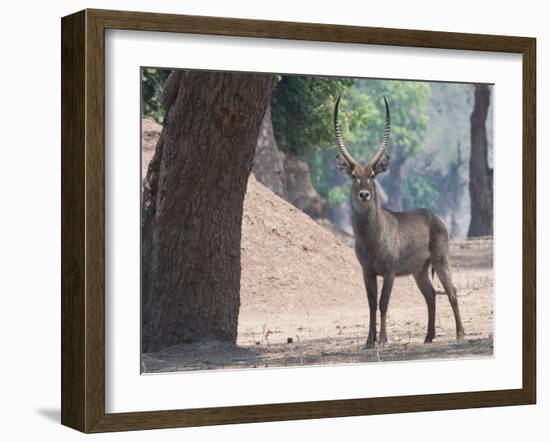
[142,70,273,352]
[467,84,493,237]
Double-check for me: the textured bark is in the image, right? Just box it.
[142,70,273,352]
[252,105,286,197]
[467,84,493,237]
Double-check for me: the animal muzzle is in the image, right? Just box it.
[359,190,371,201]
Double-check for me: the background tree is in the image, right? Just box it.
[259,76,355,218]
[424,83,473,237]
[468,84,493,237]
[252,104,286,197]
[271,75,354,156]
[142,70,273,352]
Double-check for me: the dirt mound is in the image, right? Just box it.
[241,174,363,311]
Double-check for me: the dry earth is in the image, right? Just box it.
[141,118,493,373]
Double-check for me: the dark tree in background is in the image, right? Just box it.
[142,70,273,352]
[252,104,286,197]
[386,148,408,211]
[271,75,354,156]
[468,84,493,237]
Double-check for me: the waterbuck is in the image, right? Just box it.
[333,96,465,348]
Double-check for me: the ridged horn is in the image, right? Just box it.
[369,96,391,167]
[333,96,358,169]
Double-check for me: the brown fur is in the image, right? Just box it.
[334,96,464,347]
[347,168,465,347]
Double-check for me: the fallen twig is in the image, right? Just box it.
[435,289,474,298]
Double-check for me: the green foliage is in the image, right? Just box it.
[402,173,440,212]
[350,79,431,160]
[293,78,432,211]
[141,68,171,123]
[271,76,354,156]
[327,185,349,206]
[306,145,344,205]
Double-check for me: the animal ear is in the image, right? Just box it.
[336,154,354,177]
[373,154,391,176]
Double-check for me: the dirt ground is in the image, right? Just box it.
[142,225,493,372]
[141,119,493,373]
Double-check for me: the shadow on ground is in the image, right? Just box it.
[142,337,493,373]
[35,408,60,423]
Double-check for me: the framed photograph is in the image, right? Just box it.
[61,9,536,433]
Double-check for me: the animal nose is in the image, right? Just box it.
[359,190,370,200]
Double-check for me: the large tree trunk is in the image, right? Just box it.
[467,84,493,237]
[142,70,273,353]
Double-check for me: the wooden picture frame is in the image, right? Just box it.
[61,8,536,433]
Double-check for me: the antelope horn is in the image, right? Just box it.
[334,96,358,169]
[369,96,391,167]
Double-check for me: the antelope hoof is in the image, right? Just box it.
[378,334,388,346]
[365,336,376,349]
[424,336,434,344]
[456,331,465,341]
